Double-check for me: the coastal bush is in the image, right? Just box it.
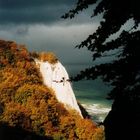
[39,52,58,64]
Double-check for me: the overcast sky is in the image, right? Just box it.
[0,0,102,64]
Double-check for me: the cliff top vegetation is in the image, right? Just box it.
[31,51,58,64]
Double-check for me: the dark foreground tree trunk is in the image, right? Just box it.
[104,96,140,140]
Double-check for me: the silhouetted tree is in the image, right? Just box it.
[62,0,140,139]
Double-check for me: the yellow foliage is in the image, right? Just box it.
[39,52,58,64]
[92,126,105,140]
[2,102,31,130]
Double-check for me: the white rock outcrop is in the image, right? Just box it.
[35,59,82,117]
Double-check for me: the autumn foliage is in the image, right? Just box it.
[0,40,104,140]
[31,51,58,64]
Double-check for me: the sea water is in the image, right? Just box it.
[65,63,113,123]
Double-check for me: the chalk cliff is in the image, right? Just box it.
[35,59,82,117]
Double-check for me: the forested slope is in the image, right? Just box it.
[0,40,104,140]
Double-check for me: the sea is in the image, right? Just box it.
[65,63,113,123]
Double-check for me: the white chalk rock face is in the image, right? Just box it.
[35,59,82,117]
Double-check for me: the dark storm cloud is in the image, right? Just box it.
[0,0,100,65]
[0,0,75,9]
[0,0,76,24]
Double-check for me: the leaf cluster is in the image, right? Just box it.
[63,0,140,100]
